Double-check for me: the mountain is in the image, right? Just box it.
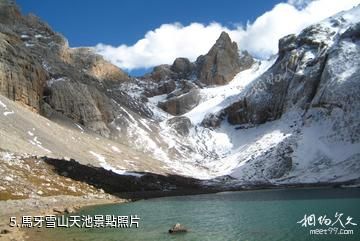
[0,0,359,193]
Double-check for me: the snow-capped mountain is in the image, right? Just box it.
[0,1,359,187]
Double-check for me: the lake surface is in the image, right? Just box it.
[44,188,360,241]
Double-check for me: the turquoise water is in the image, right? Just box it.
[47,188,360,241]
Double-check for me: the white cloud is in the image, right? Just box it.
[287,0,312,9]
[95,22,241,70]
[95,0,360,71]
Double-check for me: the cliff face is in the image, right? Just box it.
[0,31,47,112]
[0,1,48,112]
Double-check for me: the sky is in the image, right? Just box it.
[17,0,360,76]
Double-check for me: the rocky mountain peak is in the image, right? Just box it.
[196,31,254,85]
[213,31,234,49]
[145,31,254,87]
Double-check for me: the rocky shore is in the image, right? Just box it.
[0,194,126,241]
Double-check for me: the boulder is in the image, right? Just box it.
[201,112,226,129]
[52,207,64,214]
[158,88,200,115]
[341,22,360,40]
[64,207,76,214]
[170,57,194,79]
[168,223,187,233]
[0,229,10,234]
[143,80,176,97]
[148,65,173,82]
[167,116,192,136]
[278,34,297,56]
[167,80,197,99]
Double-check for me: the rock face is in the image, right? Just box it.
[143,80,176,97]
[0,32,47,112]
[216,23,336,126]
[144,57,195,82]
[201,112,226,129]
[147,64,174,82]
[0,0,21,25]
[0,2,49,113]
[69,47,130,84]
[166,116,192,136]
[158,81,200,115]
[196,32,254,85]
[171,57,195,79]
[159,88,200,116]
[310,22,360,143]
[46,80,116,137]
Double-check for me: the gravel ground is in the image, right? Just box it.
[0,194,126,241]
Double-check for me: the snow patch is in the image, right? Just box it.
[3,111,14,116]
[185,59,275,124]
[1,152,15,162]
[25,43,34,47]
[47,77,68,87]
[0,100,7,109]
[75,124,84,132]
[28,134,52,153]
[89,151,143,177]
[89,151,106,163]
[111,146,122,153]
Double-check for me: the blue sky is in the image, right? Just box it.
[16,0,360,76]
[17,0,284,47]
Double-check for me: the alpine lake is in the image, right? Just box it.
[34,188,360,241]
